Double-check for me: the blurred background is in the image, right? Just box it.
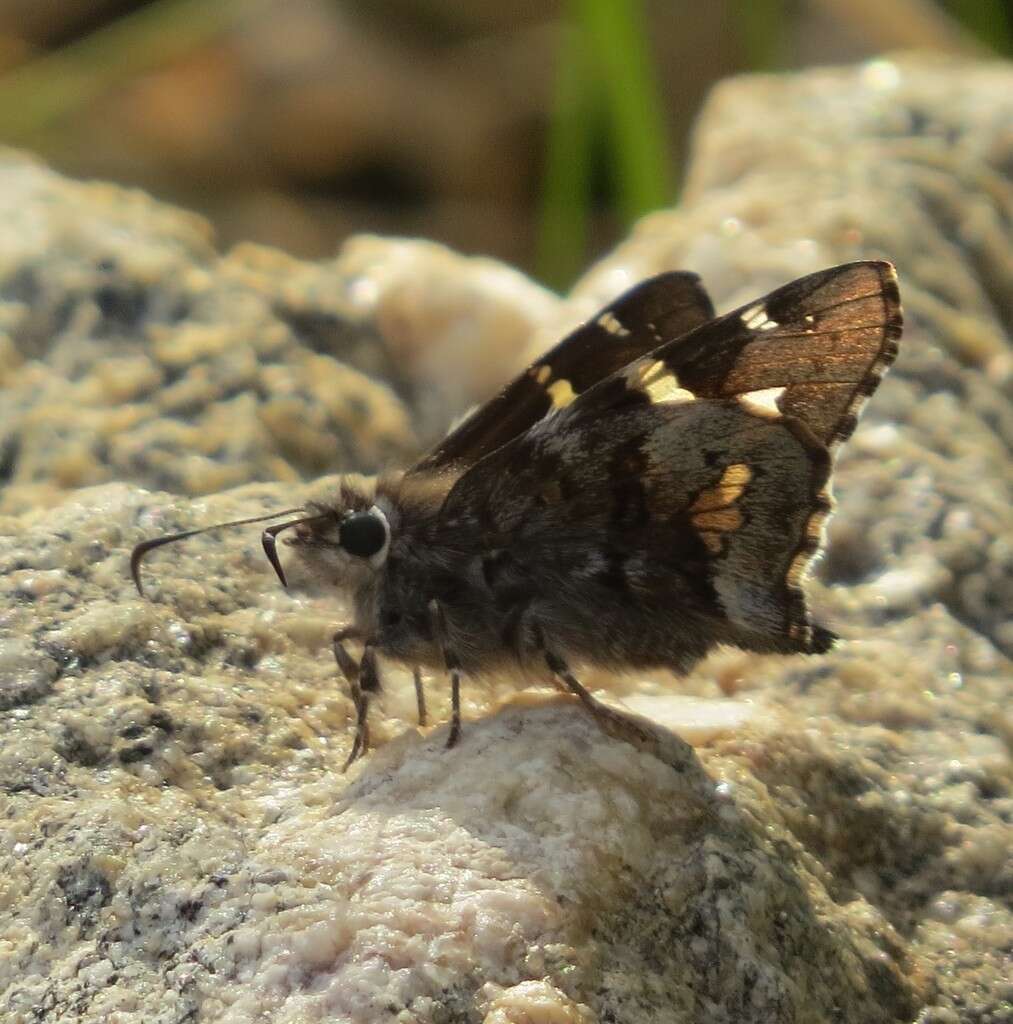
[0,0,1007,290]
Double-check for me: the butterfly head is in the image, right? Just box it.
[276,499,391,581]
[272,497,392,588]
[129,479,393,598]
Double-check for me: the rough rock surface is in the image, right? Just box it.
[1,55,1011,1024]
[0,156,556,515]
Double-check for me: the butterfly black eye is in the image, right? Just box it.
[339,511,387,558]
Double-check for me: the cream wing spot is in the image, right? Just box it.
[786,550,810,588]
[783,480,835,650]
[741,303,766,329]
[547,377,576,408]
[596,311,631,337]
[527,363,575,410]
[739,386,786,419]
[637,359,669,385]
[741,303,779,332]
[646,379,695,405]
[631,359,695,405]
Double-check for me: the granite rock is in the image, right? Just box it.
[0,153,555,515]
[2,55,1012,1023]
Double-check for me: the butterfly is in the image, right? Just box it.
[132,261,902,767]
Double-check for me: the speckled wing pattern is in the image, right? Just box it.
[411,271,715,475]
[439,261,902,662]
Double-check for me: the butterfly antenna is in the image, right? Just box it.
[130,507,305,596]
[261,513,332,589]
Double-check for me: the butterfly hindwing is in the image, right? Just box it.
[411,271,715,474]
[439,396,835,665]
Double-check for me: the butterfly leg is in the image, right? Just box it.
[412,666,428,727]
[544,649,651,746]
[332,627,380,770]
[544,649,602,716]
[428,599,462,749]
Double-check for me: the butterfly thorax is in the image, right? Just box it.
[369,471,513,672]
[372,449,724,679]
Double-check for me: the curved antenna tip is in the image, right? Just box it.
[129,531,197,598]
[262,525,290,588]
[130,545,147,597]
[128,506,305,596]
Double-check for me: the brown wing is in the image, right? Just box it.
[437,396,836,666]
[439,261,902,657]
[410,271,714,474]
[568,261,902,452]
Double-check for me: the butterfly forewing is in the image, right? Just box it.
[411,271,715,474]
[569,261,901,451]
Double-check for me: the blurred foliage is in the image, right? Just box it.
[731,0,790,69]
[537,0,1009,288]
[942,0,1012,52]
[0,0,242,144]
[0,0,1005,288]
[537,0,673,289]
[536,22,596,292]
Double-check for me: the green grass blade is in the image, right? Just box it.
[576,0,673,223]
[536,23,598,290]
